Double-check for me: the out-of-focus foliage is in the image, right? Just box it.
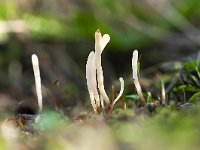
[1,0,200,49]
[112,108,200,150]
[2,108,200,150]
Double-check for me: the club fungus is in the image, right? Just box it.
[32,54,43,112]
[86,30,124,114]
[1,54,43,141]
[86,51,100,113]
[132,50,146,107]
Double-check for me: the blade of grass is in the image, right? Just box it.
[188,92,200,103]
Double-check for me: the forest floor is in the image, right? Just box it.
[0,58,200,150]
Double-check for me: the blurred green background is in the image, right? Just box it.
[0,0,200,111]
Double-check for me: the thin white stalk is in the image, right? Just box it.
[161,80,166,105]
[112,77,124,107]
[132,50,139,83]
[86,51,97,112]
[95,30,110,106]
[100,94,104,109]
[132,50,145,106]
[91,57,101,110]
[32,54,43,112]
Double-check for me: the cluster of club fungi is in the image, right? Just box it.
[86,30,145,115]
[1,29,146,136]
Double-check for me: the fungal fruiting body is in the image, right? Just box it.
[86,51,100,113]
[132,50,146,106]
[112,77,124,108]
[32,54,43,112]
[161,80,166,106]
[86,30,124,114]
[95,30,110,107]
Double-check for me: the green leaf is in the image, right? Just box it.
[183,61,200,72]
[147,92,153,103]
[173,85,200,92]
[125,95,139,101]
[188,92,200,103]
[195,67,200,79]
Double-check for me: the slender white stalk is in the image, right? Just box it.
[86,52,97,112]
[95,30,110,106]
[100,94,104,109]
[91,59,101,110]
[112,77,124,107]
[132,50,145,106]
[161,80,166,105]
[132,50,139,82]
[32,54,43,112]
